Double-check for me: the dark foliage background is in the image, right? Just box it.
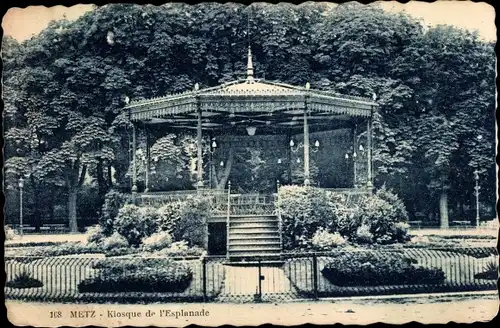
[3,3,495,231]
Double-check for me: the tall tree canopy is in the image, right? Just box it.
[3,3,495,230]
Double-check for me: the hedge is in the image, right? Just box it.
[276,186,342,249]
[321,251,445,286]
[113,204,158,246]
[78,257,193,293]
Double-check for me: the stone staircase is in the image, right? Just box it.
[227,215,282,261]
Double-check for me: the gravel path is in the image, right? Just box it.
[6,234,88,244]
[216,265,299,302]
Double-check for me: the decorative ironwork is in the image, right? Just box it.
[136,185,374,233]
[139,188,370,216]
[5,247,497,303]
[126,80,376,122]
[228,193,277,216]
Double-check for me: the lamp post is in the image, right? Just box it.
[473,134,483,229]
[289,139,320,153]
[474,170,480,229]
[345,141,366,187]
[141,153,148,192]
[209,138,217,188]
[289,138,319,185]
[18,177,24,237]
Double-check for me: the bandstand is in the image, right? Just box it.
[124,47,378,258]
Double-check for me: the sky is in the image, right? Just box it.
[2,2,497,42]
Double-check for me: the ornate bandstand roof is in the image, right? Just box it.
[124,47,377,133]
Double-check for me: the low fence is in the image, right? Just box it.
[4,256,227,303]
[5,247,497,303]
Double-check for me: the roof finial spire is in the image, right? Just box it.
[246,8,254,84]
[247,46,254,83]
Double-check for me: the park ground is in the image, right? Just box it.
[6,291,499,326]
[5,225,498,245]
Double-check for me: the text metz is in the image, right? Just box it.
[70,310,96,318]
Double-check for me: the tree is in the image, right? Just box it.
[3,3,495,230]
[3,19,117,232]
[145,133,198,191]
[403,26,495,227]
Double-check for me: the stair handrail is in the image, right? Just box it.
[277,179,283,254]
[226,181,231,260]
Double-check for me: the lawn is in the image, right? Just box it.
[5,254,226,301]
[5,233,88,245]
[5,255,101,298]
[283,249,498,297]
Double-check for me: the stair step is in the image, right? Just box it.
[230,214,277,217]
[229,240,281,247]
[229,235,280,241]
[228,232,280,239]
[228,252,282,258]
[229,218,278,224]
[229,229,279,235]
[230,224,278,230]
[229,246,281,253]
[230,222,278,229]
[229,215,278,222]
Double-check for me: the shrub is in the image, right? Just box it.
[167,240,189,252]
[277,186,339,249]
[355,224,374,244]
[151,240,206,258]
[321,251,445,286]
[155,244,206,258]
[86,225,106,245]
[142,231,173,251]
[78,257,193,293]
[172,196,211,247]
[114,204,158,246]
[91,257,169,271]
[157,201,183,233]
[104,247,142,257]
[101,232,129,250]
[5,225,18,240]
[100,189,130,235]
[375,186,409,222]
[354,187,410,244]
[6,270,43,289]
[311,229,346,250]
[391,221,411,242]
[335,207,362,239]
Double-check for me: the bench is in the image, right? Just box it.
[408,220,423,228]
[10,224,69,234]
[451,220,472,227]
[43,224,70,233]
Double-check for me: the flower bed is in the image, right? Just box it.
[78,257,193,293]
[103,241,206,259]
[104,247,142,257]
[321,252,445,286]
[5,242,103,258]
